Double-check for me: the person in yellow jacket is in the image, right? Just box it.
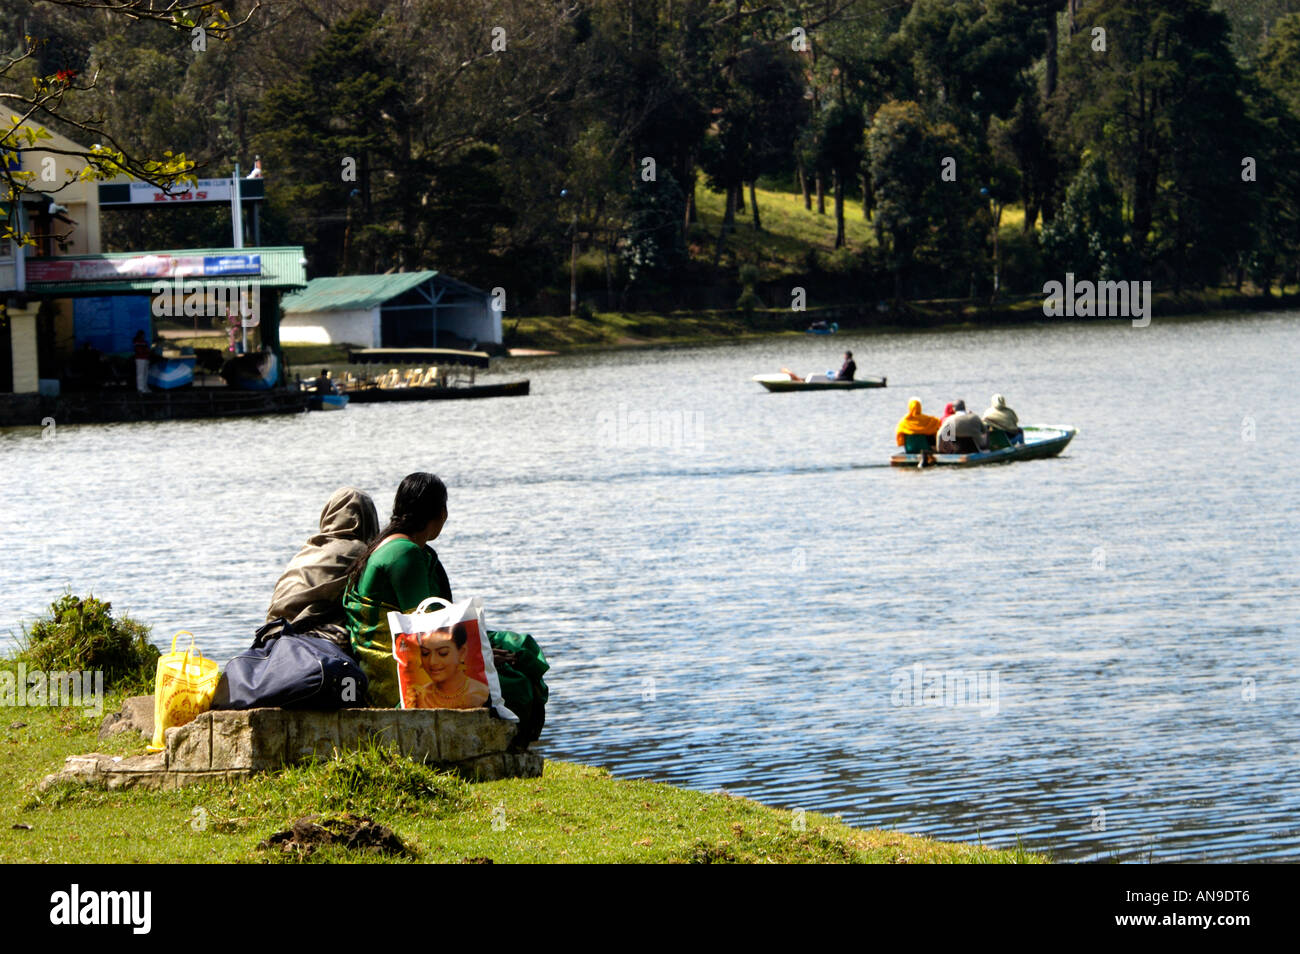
[895,397,942,447]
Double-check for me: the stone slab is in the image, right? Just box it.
[66,704,531,792]
[166,714,212,771]
[436,708,516,762]
[39,752,168,792]
[210,708,287,771]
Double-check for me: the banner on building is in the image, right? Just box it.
[26,253,262,283]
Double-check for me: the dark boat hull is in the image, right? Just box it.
[220,352,280,391]
[754,375,887,392]
[345,380,530,403]
[307,393,349,411]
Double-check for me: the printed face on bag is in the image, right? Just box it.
[395,622,489,709]
[420,629,463,681]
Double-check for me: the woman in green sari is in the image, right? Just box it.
[344,473,452,707]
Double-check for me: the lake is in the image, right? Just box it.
[3,311,1297,861]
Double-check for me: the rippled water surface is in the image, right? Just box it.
[3,313,1298,861]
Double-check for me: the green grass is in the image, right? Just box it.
[506,308,809,351]
[1,692,1048,864]
[693,185,878,279]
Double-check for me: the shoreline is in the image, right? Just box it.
[0,684,1046,864]
[500,289,1300,356]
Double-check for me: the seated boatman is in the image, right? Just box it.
[935,399,989,453]
[836,351,856,381]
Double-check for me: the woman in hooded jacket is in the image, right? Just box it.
[982,394,1024,444]
[266,487,380,650]
[895,398,942,447]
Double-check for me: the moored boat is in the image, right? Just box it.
[890,425,1077,467]
[753,373,886,392]
[147,356,195,390]
[307,392,349,411]
[345,380,529,402]
[343,347,528,402]
[220,351,280,391]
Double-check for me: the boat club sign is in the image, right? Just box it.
[98,177,265,206]
[25,253,262,284]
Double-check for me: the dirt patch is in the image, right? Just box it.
[259,813,414,860]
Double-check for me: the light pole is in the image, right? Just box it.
[561,188,577,318]
[981,185,1002,303]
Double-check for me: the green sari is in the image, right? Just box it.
[343,538,452,708]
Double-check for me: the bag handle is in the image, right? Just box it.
[252,617,292,649]
[413,597,452,614]
[169,630,196,655]
[171,630,206,672]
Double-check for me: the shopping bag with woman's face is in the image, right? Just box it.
[388,596,517,720]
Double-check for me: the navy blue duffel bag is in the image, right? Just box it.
[211,618,369,710]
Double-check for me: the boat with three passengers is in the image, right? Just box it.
[892,425,1077,467]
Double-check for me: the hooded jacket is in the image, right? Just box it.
[266,487,379,627]
[982,394,1020,432]
[895,398,942,445]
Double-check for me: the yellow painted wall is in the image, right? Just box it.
[11,124,103,255]
[9,305,39,394]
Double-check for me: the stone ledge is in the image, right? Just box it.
[42,702,539,792]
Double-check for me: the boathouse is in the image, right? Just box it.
[1,122,317,425]
[279,272,500,350]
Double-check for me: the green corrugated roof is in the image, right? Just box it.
[281,271,437,313]
[24,246,307,295]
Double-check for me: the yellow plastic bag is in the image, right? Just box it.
[148,631,221,752]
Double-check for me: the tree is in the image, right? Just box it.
[0,0,264,244]
[701,30,807,262]
[1246,14,1300,290]
[623,169,687,286]
[868,100,980,303]
[1039,154,1128,279]
[1053,0,1258,286]
[813,101,863,249]
[257,9,409,274]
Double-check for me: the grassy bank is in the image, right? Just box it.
[505,288,1300,354]
[169,183,1299,359]
[0,690,1045,864]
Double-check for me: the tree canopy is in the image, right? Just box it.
[5,0,1300,307]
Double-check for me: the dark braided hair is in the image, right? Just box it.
[348,472,448,586]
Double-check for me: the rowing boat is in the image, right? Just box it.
[890,425,1077,468]
[753,373,887,392]
[307,393,349,411]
